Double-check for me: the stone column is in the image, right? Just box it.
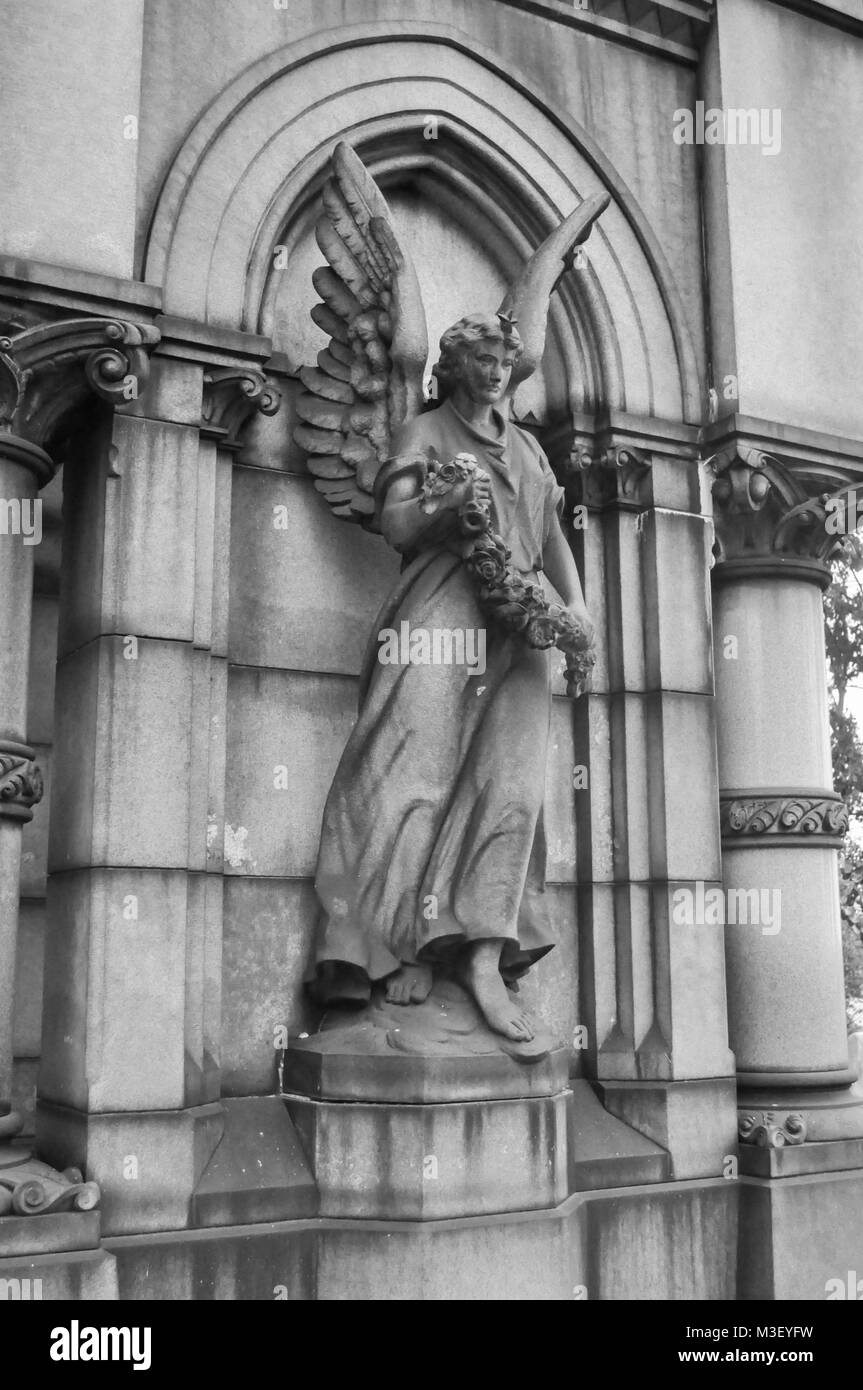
[559,413,737,1181]
[710,431,863,1161]
[0,316,158,1216]
[0,433,49,1149]
[36,334,280,1234]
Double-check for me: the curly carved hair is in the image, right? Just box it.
[432,313,522,399]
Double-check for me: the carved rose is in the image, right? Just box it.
[468,537,509,586]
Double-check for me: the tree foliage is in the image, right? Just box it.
[824,545,863,1011]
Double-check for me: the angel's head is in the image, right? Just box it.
[433,313,523,406]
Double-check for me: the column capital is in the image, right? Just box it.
[707,423,863,586]
[542,410,701,514]
[200,366,281,450]
[0,316,161,471]
[566,440,653,510]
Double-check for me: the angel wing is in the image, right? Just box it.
[498,191,610,389]
[293,143,429,525]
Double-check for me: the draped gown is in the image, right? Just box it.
[308,398,565,1005]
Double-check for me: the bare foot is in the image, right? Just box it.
[460,940,535,1041]
[385,962,434,1005]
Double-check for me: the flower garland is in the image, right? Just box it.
[419,453,596,697]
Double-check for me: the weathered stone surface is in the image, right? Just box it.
[228,469,399,675]
[724,845,849,1076]
[739,1169,863,1301]
[644,690,722,881]
[0,1209,100,1259]
[568,1079,670,1191]
[105,1176,737,1300]
[0,1247,118,1299]
[224,666,357,878]
[40,868,189,1112]
[221,877,319,1097]
[191,1097,317,1228]
[26,595,58,744]
[739,1137,863,1179]
[36,1100,224,1237]
[641,508,714,695]
[286,1089,569,1220]
[2,0,144,278]
[59,416,200,651]
[50,637,194,872]
[12,900,44,1057]
[598,1078,738,1180]
[713,579,832,788]
[586,1177,737,1300]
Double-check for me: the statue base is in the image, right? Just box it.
[282,978,570,1219]
[282,977,568,1103]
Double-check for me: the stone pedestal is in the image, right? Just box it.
[283,981,570,1220]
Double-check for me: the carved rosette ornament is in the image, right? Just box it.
[738,1111,807,1148]
[709,442,863,587]
[720,792,849,848]
[201,366,282,450]
[0,317,160,457]
[0,740,44,823]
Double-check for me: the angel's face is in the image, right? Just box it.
[462,339,514,404]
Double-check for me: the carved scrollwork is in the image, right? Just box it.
[738,1110,806,1148]
[0,1159,100,1218]
[0,317,160,455]
[0,1106,101,1218]
[0,741,43,823]
[720,793,848,845]
[201,366,282,450]
[565,440,652,510]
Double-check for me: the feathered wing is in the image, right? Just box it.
[293,143,429,524]
[498,191,610,389]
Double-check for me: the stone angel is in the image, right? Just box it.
[293,143,607,1051]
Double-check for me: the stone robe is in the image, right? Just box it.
[309,398,565,1004]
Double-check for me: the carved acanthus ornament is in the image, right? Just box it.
[709,443,862,586]
[0,740,44,823]
[201,366,282,450]
[720,792,849,848]
[0,317,160,460]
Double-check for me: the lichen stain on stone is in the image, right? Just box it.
[223,823,257,871]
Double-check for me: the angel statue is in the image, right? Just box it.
[293,143,607,1060]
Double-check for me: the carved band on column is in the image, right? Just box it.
[720,791,849,848]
